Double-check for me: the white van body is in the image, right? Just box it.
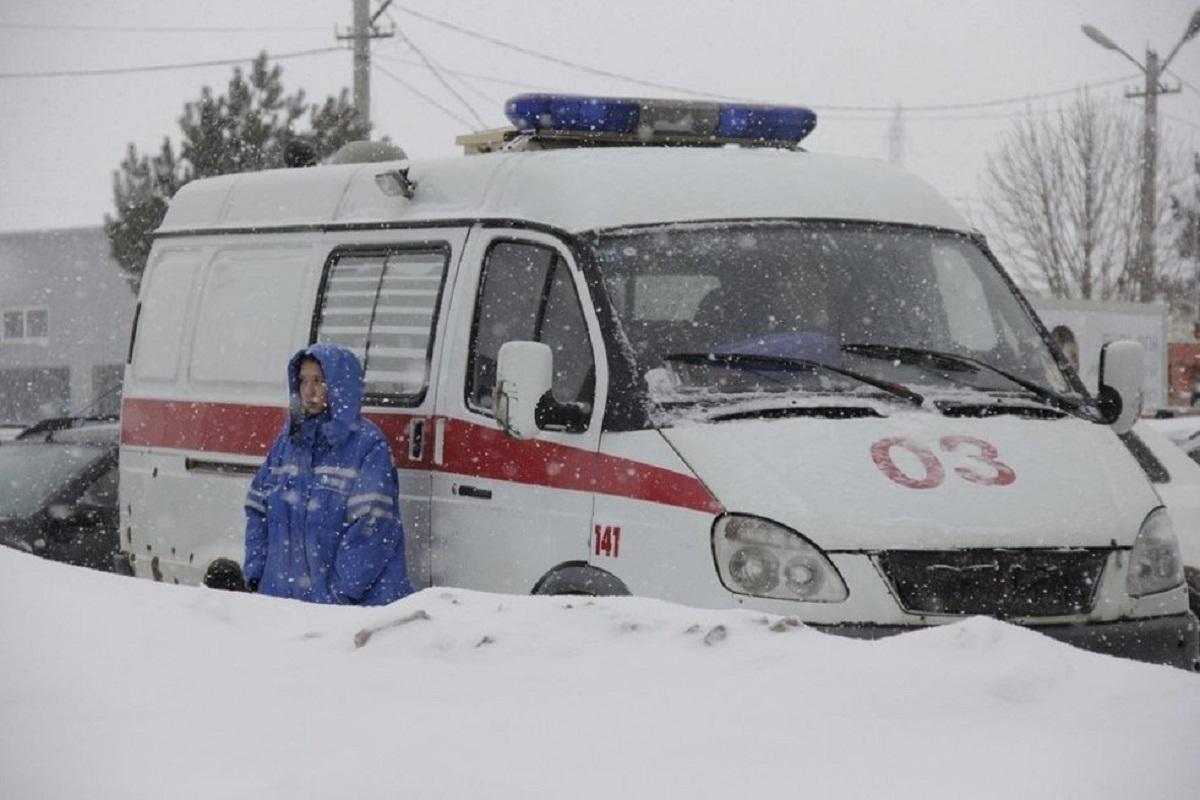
[119,130,1197,668]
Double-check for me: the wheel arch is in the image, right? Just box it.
[531,560,630,596]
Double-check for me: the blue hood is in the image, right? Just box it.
[286,343,364,445]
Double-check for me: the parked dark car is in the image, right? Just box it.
[0,417,120,572]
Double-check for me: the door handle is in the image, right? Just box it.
[407,418,425,461]
[456,484,492,500]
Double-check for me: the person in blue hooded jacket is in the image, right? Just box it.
[243,343,412,605]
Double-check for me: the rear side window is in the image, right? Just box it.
[189,246,310,386]
[133,250,202,381]
[315,247,449,405]
[466,241,595,419]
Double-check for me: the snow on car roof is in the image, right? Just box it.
[157,146,972,236]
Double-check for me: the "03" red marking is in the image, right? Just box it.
[871,436,1016,489]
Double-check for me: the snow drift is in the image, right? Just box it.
[1,547,1198,799]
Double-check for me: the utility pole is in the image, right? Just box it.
[1129,48,1172,304]
[1082,11,1200,303]
[336,0,395,130]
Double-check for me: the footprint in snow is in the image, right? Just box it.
[703,625,728,646]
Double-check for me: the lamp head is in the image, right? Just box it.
[1184,9,1200,43]
[1081,24,1119,51]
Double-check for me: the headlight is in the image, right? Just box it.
[1126,507,1184,597]
[713,515,848,602]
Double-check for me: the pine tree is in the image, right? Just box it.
[105,53,371,291]
[105,138,182,292]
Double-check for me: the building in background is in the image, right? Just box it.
[0,227,135,424]
[1167,343,1200,408]
[1028,296,1169,410]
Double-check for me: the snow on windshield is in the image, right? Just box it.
[594,222,1072,414]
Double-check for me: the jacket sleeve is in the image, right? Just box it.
[243,441,278,592]
[330,438,406,603]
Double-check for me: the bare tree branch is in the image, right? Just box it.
[981,92,1183,302]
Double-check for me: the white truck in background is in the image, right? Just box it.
[1029,297,1168,410]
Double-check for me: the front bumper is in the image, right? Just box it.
[813,612,1200,671]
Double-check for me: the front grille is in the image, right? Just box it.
[875,549,1109,618]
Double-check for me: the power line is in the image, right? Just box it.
[374,50,561,94]
[420,61,505,122]
[376,6,499,118]
[0,22,330,33]
[392,27,487,128]
[392,5,1140,113]
[1167,69,1200,98]
[391,4,730,100]
[438,68,505,118]
[0,47,342,79]
[823,96,1130,123]
[372,46,1134,128]
[822,76,1138,113]
[371,61,474,129]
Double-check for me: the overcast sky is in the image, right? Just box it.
[0,0,1197,236]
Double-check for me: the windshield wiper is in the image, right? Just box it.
[663,352,924,407]
[840,343,1098,419]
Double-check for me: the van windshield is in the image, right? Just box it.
[593,222,1077,409]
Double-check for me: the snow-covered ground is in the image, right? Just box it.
[2,546,1198,800]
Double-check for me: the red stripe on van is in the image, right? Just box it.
[121,398,285,455]
[434,418,722,514]
[121,398,722,515]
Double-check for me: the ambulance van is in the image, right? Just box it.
[119,94,1198,668]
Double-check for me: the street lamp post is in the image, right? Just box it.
[1082,11,1200,304]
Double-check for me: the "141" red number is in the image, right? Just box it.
[594,525,621,558]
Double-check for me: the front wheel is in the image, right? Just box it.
[532,562,630,597]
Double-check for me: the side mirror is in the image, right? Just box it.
[495,341,553,440]
[1097,339,1145,434]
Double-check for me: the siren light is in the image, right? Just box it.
[503,93,817,146]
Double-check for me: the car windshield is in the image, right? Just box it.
[592,222,1075,409]
[0,443,108,519]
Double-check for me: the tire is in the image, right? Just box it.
[532,562,630,597]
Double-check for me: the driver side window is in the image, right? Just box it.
[465,241,595,423]
[931,243,1000,352]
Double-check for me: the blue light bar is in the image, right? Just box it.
[718,104,815,142]
[504,93,817,145]
[506,94,639,134]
